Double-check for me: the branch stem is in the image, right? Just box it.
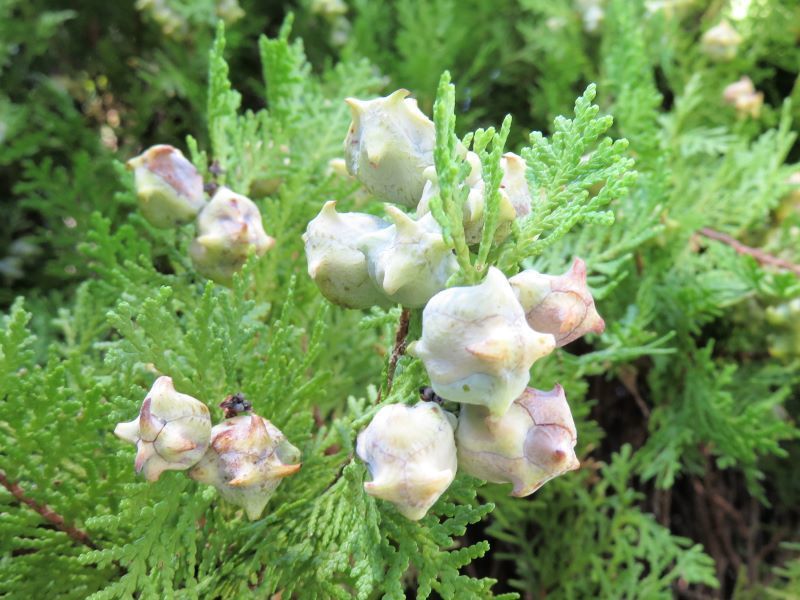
[0,470,98,550]
[698,227,800,276]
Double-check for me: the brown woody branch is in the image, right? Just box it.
[698,227,800,277]
[387,308,411,391]
[0,470,98,550]
[377,308,412,403]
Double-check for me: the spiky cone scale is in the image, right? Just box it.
[356,401,457,520]
[343,89,435,207]
[302,200,392,309]
[189,186,275,285]
[127,144,206,228]
[189,414,301,520]
[408,267,556,415]
[456,386,579,496]
[114,376,212,482]
[417,152,517,245]
[357,206,458,307]
[701,20,742,61]
[509,258,605,347]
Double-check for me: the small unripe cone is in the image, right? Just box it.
[701,21,742,61]
[456,386,579,496]
[408,267,556,415]
[775,172,800,223]
[114,376,212,482]
[127,145,206,228]
[417,152,517,245]
[344,90,435,207]
[189,187,275,285]
[358,207,458,307]
[189,414,301,520]
[302,201,392,309]
[766,299,800,360]
[509,258,605,347]
[577,0,604,32]
[356,402,457,520]
[722,77,764,119]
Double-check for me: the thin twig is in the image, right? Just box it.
[0,470,98,550]
[698,228,800,276]
[377,308,411,403]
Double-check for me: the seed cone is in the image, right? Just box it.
[189,414,301,520]
[114,376,212,482]
[356,402,457,520]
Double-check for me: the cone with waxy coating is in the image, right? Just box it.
[408,267,556,415]
[114,376,211,482]
[766,299,800,360]
[344,90,435,207]
[701,20,742,61]
[127,144,206,228]
[189,186,275,285]
[456,386,579,496]
[357,401,457,520]
[509,258,605,347]
[189,414,301,520]
[303,200,391,309]
[500,152,533,218]
[722,77,764,119]
[358,207,458,308]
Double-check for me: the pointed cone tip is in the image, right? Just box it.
[345,97,366,117]
[228,468,262,487]
[592,314,606,334]
[272,463,302,478]
[114,419,139,443]
[387,89,411,104]
[384,205,417,233]
[568,257,587,281]
[467,337,510,362]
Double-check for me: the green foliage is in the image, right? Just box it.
[485,446,718,597]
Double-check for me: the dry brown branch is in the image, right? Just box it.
[698,227,800,276]
[0,470,98,550]
[377,308,411,403]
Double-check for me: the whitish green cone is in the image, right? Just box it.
[358,206,457,308]
[500,152,533,218]
[302,200,391,309]
[114,376,211,482]
[127,144,206,228]
[766,299,800,360]
[189,414,301,520]
[357,401,457,520]
[457,386,579,497]
[701,20,742,61]
[408,267,555,415]
[344,90,435,207]
[189,186,275,285]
